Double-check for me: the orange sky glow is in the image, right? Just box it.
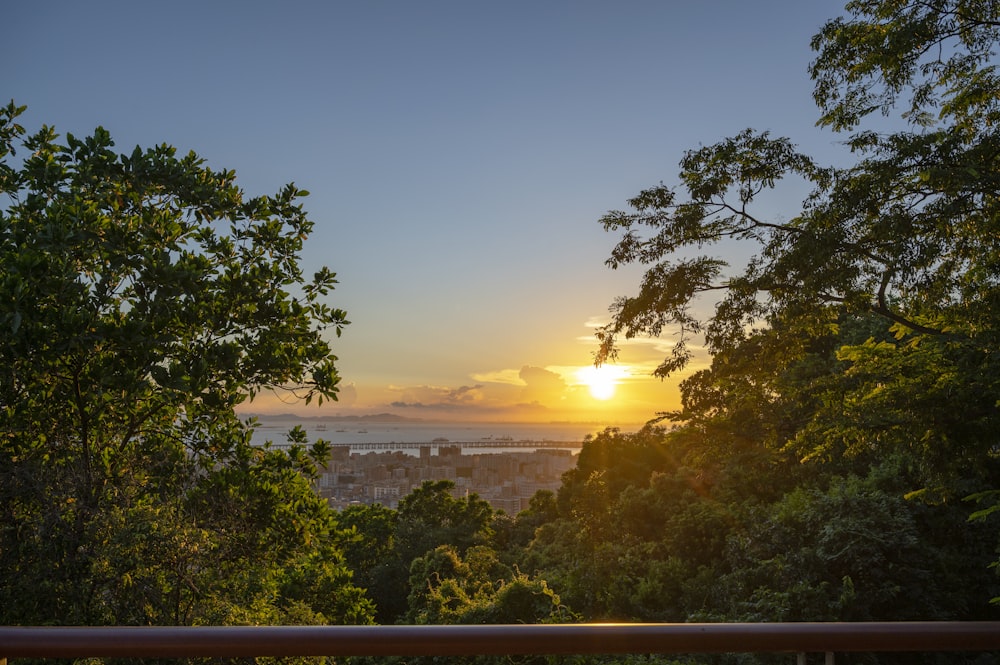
[243,339,701,425]
[8,3,842,429]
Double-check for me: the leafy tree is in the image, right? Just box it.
[340,481,496,623]
[720,467,999,623]
[356,543,571,665]
[0,102,370,627]
[594,1,1000,584]
[810,0,1000,132]
[338,502,402,620]
[496,489,560,556]
[395,480,495,563]
[574,1,1000,628]
[403,545,572,665]
[595,0,1000,401]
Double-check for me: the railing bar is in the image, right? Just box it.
[0,623,997,659]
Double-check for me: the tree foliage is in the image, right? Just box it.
[0,102,370,628]
[810,0,1000,131]
[597,0,1000,388]
[340,480,497,624]
[595,1,1000,511]
[521,427,1000,634]
[406,544,569,625]
[561,0,1000,637]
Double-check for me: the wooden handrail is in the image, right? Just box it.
[1,623,998,659]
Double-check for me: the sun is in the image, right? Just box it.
[577,365,622,401]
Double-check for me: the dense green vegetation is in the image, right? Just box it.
[3,1,1000,664]
[0,100,368,628]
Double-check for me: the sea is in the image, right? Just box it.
[247,417,618,455]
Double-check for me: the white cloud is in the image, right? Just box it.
[469,368,524,385]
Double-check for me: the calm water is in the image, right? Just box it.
[248,418,613,451]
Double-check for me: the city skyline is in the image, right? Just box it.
[7,1,851,424]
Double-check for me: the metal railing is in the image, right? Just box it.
[1,623,999,661]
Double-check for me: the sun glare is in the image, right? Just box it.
[578,365,624,401]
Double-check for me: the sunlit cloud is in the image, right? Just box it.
[449,384,485,402]
[469,368,524,385]
[518,365,567,405]
[386,383,488,409]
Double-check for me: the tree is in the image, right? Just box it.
[591,0,1000,614]
[810,0,1000,132]
[389,480,494,622]
[0,102,370,627]
[596,0,1000,385]
[497,489,560,555]
[338,502,404,623]
[395,480,495,563]
[338,481,498,623]
[719,464,1000,623]
[596,2,1000,470]
[404,543,572,665]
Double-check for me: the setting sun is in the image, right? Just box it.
[577,365,626,401]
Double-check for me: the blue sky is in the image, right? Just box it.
[7,1,852,423]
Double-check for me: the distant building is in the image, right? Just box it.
[317,443,578,513]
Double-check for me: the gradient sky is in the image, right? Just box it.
[6,1,854,424]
